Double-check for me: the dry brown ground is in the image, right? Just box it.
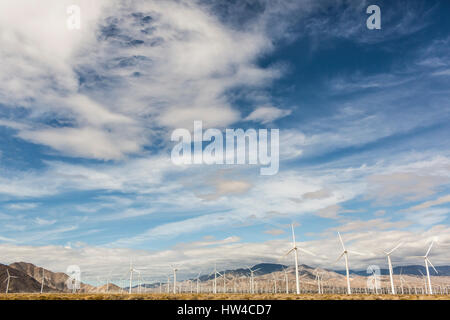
[0,293,449,300]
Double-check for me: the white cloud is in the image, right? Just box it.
[34,217,57,226]
[6,203,39,210]
[406,208,449,227]
[264,229,285,236]
[0,0,282,160]
[302,189,332,200]
[198,177,252,201]
[316,204,341,219]
[244,106,292,124]
[366,172,449,204]
[408,194,450,211]
[432,69,450,76]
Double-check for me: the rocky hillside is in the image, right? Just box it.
[0,264,54,293]
[8,262,95,293]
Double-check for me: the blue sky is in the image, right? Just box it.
[0,0,449,280]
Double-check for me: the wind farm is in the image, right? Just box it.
[1,227,449,300]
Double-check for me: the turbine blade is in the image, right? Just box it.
[337,232,346,251]
[425,241,434,257]
[387,242,403,255]
[348,250,365,256]
[334,252,345,264]
[298,247,316,257]
[285,247,295,256]
[426,258,438,274]
[291,223,296,247]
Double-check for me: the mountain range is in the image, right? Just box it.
[1,261,449,293]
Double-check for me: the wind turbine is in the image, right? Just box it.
[128,261,133,294]
[135,270,142,293]
[215,270,226,293]
[282,267,289,294]
[223,271,226,293]
[128,261,141,294]
[196,272,201,294]
[271,273,279,294]
[418,270,428,294]
[422,241,438,294]
[40,267,46,294]
[399,268,405,295]
[286,223,316,294]
[167,274,171,293]
[246,266,260,294]
[335,232,363,294]
[314,269,323,294]
[211,264,218,294]
[171,266,178,294]
[4,269,19,294]
[106,270,113,293]
[384,242,402,294]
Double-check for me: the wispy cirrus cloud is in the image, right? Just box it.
[407,194,450,211]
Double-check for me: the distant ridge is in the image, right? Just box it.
[198,263,289,281]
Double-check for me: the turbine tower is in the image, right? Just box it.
[286,223,316,294]
[384,242,402,294]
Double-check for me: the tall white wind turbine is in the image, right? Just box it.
[171,266,178,294]
[213,264,218,294]
[128,261,133,294]
[196,271,201,294]
[246,266,260,294]
[40,267,45,294]
[282,267,289,294]
[423,241,438,294]
[286,223,316,294]
[335,232,363,294]
[128,261,141,294]
[271,273,278,294]
[4,269,19,294]
[384,242,402,294]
